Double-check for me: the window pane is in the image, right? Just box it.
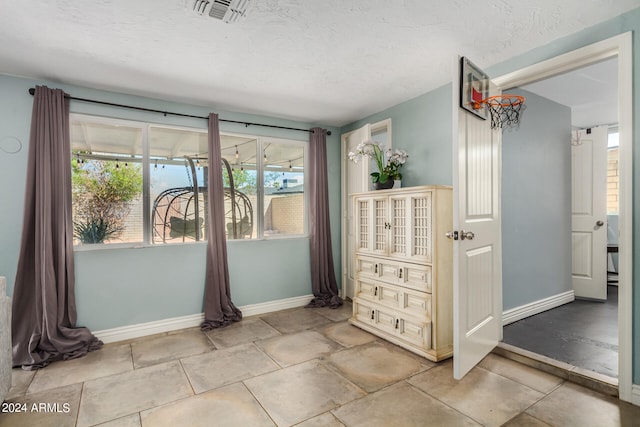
[70,120,143,245]
[149,127,208,244]
[263,142,305,236]
[220,135,258,239]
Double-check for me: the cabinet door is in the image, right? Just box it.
[407,192,433,263]
[371,196,389,257]
[354,197,373,255]
[388,194,409,259]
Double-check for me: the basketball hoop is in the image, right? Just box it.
[478,95,525,130]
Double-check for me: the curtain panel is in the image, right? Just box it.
[201,113,242,330]
[306,128,342,308]
[12,86,102,369]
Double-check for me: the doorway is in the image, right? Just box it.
[492,32,633,401]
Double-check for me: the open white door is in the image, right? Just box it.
[341,123,371,299]
[571,126,608,300]
[452,59,503,379]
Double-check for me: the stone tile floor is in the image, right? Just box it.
[2,302,639,426]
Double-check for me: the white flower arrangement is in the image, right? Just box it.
[348,140,409,184]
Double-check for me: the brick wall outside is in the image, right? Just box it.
[608,147,619,214]
[266,194,304,235]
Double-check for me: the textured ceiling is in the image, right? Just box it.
[0,0,638,126]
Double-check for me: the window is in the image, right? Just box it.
[70,115,307,247]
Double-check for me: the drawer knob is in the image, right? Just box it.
[371,310,375,320]
[395,319,399,329]
[374,286,378,296]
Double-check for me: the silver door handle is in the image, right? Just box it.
[445,231,459,240]
[460,230,475,240]
[596,220,604,227]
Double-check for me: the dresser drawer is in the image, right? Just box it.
[400,317,432,348]
[355,279,378,301]
[353,300,375,324]
[355,256,379,279]
[403,288,432,320]
[401,264,432,293]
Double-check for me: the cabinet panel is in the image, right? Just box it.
[379,261,400,283]
[401,318,431,348]
[402,264,432,293]
[355,280,378,301]
[375,307,397,333]
[404,290,432,319]
[379,285,401,309]
[354,300,374,324]
[356,256,379,279]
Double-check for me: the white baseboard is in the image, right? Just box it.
[502,290,575,326]
[95,294,314,344]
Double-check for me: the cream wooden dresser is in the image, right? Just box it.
[348,185,453,361]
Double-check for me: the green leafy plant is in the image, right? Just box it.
[73,218,123,244]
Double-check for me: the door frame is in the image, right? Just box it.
[340,119,392,299]
[493,32,633,403]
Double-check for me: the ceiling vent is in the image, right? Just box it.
[192,0,253,23]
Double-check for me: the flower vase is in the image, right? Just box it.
[374,179,394,190]
[393,180,401,189]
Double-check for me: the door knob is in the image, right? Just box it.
[445,230,459,240]
[460,230,475,240]
[596,220,604,227]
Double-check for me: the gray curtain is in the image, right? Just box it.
[306,128,342,308]
[12,86,102,369]
[201,113,242,330]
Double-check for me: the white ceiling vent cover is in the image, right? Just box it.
[192,0,253,23]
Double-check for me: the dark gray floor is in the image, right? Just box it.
[503,285,618,378]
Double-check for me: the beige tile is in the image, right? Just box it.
[408,362,544,426]
[526,381,640,427]
[502,413,553,427]
[479,353,564,394]
[95,414,142,427]
[311,302,353,322]
[76,360,193,427]
[327,341,431,392]
[257,330,343,367]
[26,344,133,394]
[6,368,36,399]
[321,322,377,348]
[140,383,274,427]
[244,359,365,426]
[261,308,332,334]
[131,329,213,368]
[295,412,345,427]
[181,343,279,393]
[0,383,81,427]
[205,317,281,349]
[333,381,480,427]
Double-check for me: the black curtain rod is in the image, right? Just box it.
[27,88,330,135]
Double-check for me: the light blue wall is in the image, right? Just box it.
[502,89,572,310]
[0,74,342,331]
[341,84,453,186]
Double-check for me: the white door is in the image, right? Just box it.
[342,123,371,299]
[571,126,608,300]
[452,71,503,379]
